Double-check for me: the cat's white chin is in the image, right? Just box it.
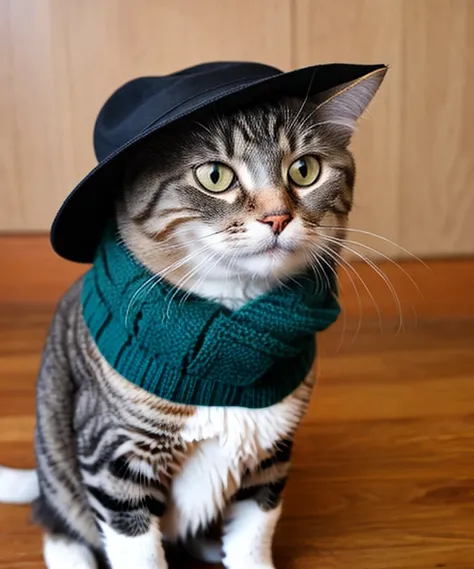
[232,247,309,280]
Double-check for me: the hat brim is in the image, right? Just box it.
[51,63,386,263]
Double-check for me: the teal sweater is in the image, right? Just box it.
[81,226,340,408]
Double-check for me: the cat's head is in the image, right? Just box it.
[117,69,386,305]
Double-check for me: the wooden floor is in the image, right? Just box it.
[1,304,474,568]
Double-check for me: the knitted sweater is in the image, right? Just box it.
[81,226,340,408]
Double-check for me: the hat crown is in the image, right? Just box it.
[93,61,282,162]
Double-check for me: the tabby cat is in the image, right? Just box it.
[0,68,385,569]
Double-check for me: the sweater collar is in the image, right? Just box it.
[81,225,340,408]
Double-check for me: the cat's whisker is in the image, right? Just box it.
[286,69,316,136]
[226,251,246,283]
[179,249,225,305]
[165,248,221,318]
[314,243,364,348]
[193,120,216,139]
[152,227,227,252]
[318,225,430,270]
[274,274,290,292]
[308,255,326,297]
[303,251,319,293]
[236,253,245,292]
[155,234,219,253]
[320,241,384,335]
[149,242,217,282]
[181,249,229,307]
[336,240,404,334]
[320,235,404,335]
[324,234,423,299]
[157,243,216,290]
[151,239,221,280]
[225,251,237,292]
[306,244,355,348]
[288,98,323,136]
[126,242,216,324]
[305,248,332,297]
[314,119,355,130]
[125,273,160,328]
[306,248,349,351]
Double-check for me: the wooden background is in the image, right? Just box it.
[1,0,473,258]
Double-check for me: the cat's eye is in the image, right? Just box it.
[288,155,321,187]
[194,162,236,193]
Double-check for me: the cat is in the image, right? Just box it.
[0,68,386,569]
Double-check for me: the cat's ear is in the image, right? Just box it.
[314,67,388,145]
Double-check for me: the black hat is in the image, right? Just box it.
[51,61,386,263]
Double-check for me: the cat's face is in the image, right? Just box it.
[118,70,385,304]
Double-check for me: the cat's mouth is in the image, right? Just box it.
[263,243,287,255]
[239,240,298,258]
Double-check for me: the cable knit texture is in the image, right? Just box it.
[81,225,340,408]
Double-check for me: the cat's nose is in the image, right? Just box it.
[258,212,293,235]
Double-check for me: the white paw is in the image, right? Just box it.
[43,535,98,569]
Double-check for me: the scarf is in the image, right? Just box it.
[81,225,340,408]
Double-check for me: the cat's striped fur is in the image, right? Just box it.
[0,68,386,569]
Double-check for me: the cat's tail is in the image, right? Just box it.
[0,466,39,504]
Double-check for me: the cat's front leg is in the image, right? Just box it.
[82,466,169,569]
[222,498,283,569]
[98,516,167,569]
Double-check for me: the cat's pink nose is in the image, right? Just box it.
[258,213,293,235]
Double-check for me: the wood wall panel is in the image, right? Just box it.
[0,0,291,230]
[0,0,65,230]
[293,0,403,256]
[1,0,474,259]
[400,0,474,256]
